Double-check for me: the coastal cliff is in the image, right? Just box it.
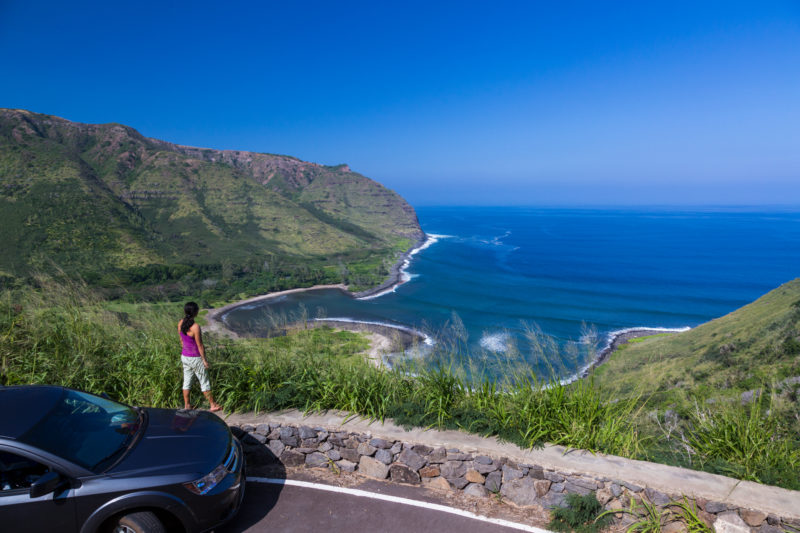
[0,108,423,298]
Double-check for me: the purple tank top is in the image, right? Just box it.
[180,330,200,357]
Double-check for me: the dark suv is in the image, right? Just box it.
[0,385,244,532]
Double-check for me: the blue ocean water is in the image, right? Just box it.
[222,207,800,377]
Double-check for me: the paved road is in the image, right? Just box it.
[218,479,544,533]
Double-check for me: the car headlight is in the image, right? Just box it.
[183,464,228,495]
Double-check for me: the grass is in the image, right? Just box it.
[670,498,713,533]
[2,276,799,490]
[593,279,800,404]
[600,497,669,533]
[627,334,671,344]
[0,277,643,458]
[549,493,612,533]
[683,395,800,486]
[617,334,672,351]
[592,278,800,489]
[599,496,715,533]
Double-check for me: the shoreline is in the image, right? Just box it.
[204,284,348,339]
[352,234,432,299]
[567,326,691,383]
[205,234,430,339]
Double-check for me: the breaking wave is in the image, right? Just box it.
[479,332,510,353]
[357,233,448,300]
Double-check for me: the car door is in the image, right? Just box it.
[0,450,77,531]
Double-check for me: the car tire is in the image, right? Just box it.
[112,511,166,533]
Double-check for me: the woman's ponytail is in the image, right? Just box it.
[181,302,200,334]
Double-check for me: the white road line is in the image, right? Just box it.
[247,477,552,533]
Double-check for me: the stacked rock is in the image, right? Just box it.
[232,423,795,533]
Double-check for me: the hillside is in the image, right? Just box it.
[593,278,800,401]
[0,109,423,299]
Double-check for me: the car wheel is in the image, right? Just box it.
[112,511,166,533]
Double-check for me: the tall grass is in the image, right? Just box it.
[2,278,798,489]
[684,395,800,487]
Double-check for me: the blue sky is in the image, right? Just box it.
[1,1,798,205]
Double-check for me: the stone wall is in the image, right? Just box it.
[232,422,795,533]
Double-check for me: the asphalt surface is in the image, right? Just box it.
[217,479,540,533]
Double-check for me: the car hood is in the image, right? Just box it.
[108,408,231,478]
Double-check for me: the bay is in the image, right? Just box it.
[221,206,800,378]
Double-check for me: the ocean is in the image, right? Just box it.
[221,206,800,378]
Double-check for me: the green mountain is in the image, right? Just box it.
[0,109,423,299]
[594,278,800,401]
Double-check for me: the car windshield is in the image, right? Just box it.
[18,390,141,473]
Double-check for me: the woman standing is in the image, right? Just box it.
[179,302,222,412]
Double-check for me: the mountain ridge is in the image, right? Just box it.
[0,108,423,300]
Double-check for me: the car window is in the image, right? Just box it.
[18,390,141,473]
[0,451,49,493]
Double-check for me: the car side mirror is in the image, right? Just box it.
[29,471,61,498]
